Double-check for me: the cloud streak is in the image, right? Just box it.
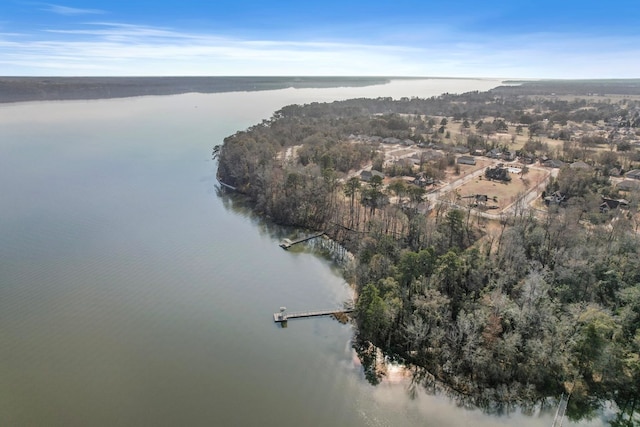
[1,21,639,78]
[42,3,105,16]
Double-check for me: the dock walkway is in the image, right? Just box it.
[551,393,569,427]
[273,308,353,323]
[279,231,325,249]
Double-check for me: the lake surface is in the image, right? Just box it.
[0,79,605,426]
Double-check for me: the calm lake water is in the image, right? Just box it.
[0,79,606,426]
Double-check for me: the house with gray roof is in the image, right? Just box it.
[600,197,629,213]
[617,179,640,192]
[543,159,565,168]
[570,161,592,170]
[360,169,385,182]
[625,169,640,180]
[457,155,476,165]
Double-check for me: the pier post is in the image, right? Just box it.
[278,307,287,322]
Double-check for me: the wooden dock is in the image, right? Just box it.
[273,308,353,323]
[216,174,237,191]
[279,231,325,249]
[551,393,569,427]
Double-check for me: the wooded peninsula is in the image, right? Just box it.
[215,80,640,425]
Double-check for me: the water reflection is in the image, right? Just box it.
[217,184,300,242]
[352,333,614,426]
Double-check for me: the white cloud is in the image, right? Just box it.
[43,4,105,16]
[1,22,639,77]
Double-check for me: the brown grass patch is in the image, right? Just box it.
[449,168,549,211]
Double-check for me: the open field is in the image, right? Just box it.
[448,167,549,211]
[450,158,493,176]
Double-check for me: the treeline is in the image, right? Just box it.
[497,79,640,96]
[353,204,639,423]
[215,86,640,424]
[274,90,639,127]
[0,76,389,103]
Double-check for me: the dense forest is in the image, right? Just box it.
[215,81,640,425]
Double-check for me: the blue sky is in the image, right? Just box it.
[1,1,639,78]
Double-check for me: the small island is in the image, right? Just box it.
[216,80,640,424]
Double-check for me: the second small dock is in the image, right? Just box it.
[274,308,353,323]
[279,231,325,249]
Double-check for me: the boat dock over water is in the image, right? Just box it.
[279,232,325,249]
[273,307,353,323]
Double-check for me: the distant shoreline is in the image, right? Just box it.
[4,76,637,104]
[0,76,397,103]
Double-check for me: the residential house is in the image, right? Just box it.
[625,169,640,180]
[543,159,565,168]
[487,148,502,159]
[457,155,476,166]
[600,197,629,213]
[501,151,517,161]
[544,191,566,206]
[453,146,470,154]
[617,179,640,192]
[413,175,435,187]
[570,161,592,170]
[359,169,385,182]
